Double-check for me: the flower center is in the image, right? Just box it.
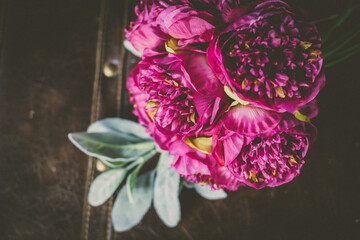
[222,14,322,101]
[138,66,197,132]
[230,131,310,187]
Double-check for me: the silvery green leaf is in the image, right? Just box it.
[87,118,151,140]
[68,132,155,162]
[153,151,181,227]
[123,40,142,58]
[126,150,156,203]
[183,180,194,189]
[88,168,127,207]
[100,159,127,168]
[112,171,154,232]
[194,184,227,200]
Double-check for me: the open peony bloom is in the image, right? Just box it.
[208,0,325,113]
[126,0,324,191]
[170,138,243,191]
[214,104,317,189]
[231,128,313,189]
[156,4,218,46]
[126,49,225,150]
[126,0,219,54]
[125,0,170,53]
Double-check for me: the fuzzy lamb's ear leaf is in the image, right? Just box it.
[194,184,227,200]
[88,168,127,207]
[126,150,157,203]
[123,40,142,58]
[153,152,181,227]
[183,180,195,189]
[100,159,128,168]
[87,118,151,140]
[68,132,155,162]
[112,171,155,232]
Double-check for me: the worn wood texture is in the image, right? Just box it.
[0,1,100,239]
[0,0,359,239]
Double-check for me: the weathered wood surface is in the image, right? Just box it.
[0,0,359,239]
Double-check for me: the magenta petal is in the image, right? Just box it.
[129,24,165,53]
[193,92,215,119]
[226,4,250,22]
[172,155,211,175]
[126,67,153,128]
[213,129,247,167]
[166,13,215,38]
[275,113,303,133]
[223,105,282,136]
[151,126,179,151]
[207,156,243,191]
[210,98,221,124]
[178,52,225,98]
[275,115,318,145]
[300,70,326,106]
[170,140,211,175]
[297,99,319,119]
[222,133,245,166]
[275,98,299,113]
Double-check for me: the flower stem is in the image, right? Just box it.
[323,1,358,44]
[323,29,360,60]
[323,23,360,52]
[125,150,157,171]
[326,42,360,60]
[312,14,338,24]
[325,46,360,68]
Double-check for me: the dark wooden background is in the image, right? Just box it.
[0,0,359,239]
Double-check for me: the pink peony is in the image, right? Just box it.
[208,0,325,113]
[126,0,219,54]
[213,104,317,189]
[126,0,323,191]
[170,138,243,191]
[155,4,218,46]
[126,49,225,150]
[126,0,170,53]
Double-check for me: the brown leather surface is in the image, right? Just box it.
[0,1,99,239]
[0,0,359,239]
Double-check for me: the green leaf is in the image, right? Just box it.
[123,40,142,58]
[88,168,127,207]
[112,171,154,232]
[87,118,151,140]
[322,1,357,44]
[153,151,181,227]
[325,46,360,68]
[68,132,155,162]
[126,150,157,203]
[323,22,360,52]
[311,14,338,24]
[194,184,227,200]
[323,29,360,60]
[178,178,186,193]
[100,159,128,168]
[183,180,195,189]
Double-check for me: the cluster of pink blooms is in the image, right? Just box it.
[126,0,325,190]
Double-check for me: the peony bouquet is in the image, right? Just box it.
[69,0,359,232]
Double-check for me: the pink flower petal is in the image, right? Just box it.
[172,155,211,175]
[177,52,225,98]
[223,105,282,136]
[169,140,211,175]
[168,16,215,39]
[207,155,243,191]
[129,24,166,53]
